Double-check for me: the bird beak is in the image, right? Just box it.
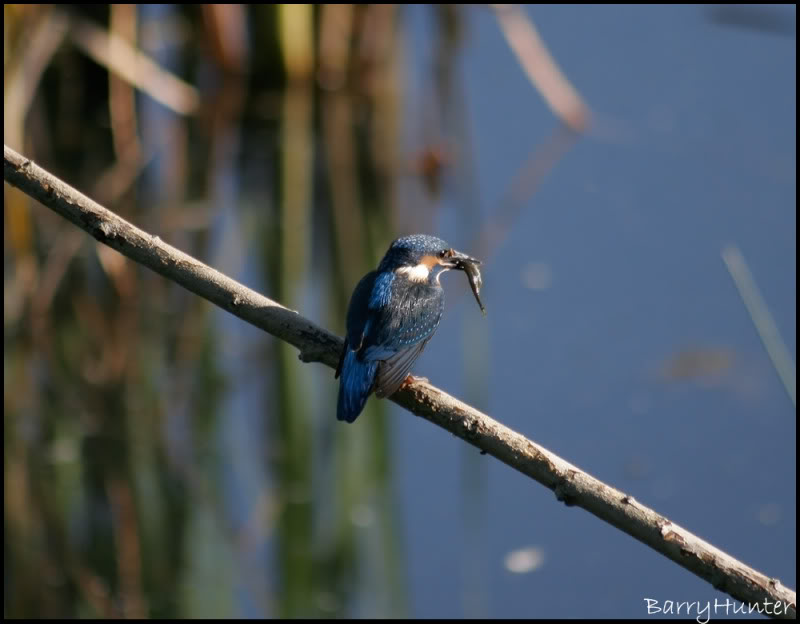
[440,249,482,270]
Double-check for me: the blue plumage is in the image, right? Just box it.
[337,350,379,424]
[335,234,482,423]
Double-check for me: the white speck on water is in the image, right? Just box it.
[504,546,545,574]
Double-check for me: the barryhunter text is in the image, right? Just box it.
[643,597,794,623]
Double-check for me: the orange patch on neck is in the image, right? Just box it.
[421,254,441,268]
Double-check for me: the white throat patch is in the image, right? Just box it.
[397,264,430,283]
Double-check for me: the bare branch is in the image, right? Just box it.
[4,144,796,618]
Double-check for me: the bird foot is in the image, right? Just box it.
[402,374,429,387]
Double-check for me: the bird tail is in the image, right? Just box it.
[337,350,378,423]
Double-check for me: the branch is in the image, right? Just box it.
[4,144,796,619]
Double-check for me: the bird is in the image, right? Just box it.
[335,234,482,423]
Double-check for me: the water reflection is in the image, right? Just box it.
[5,4,433,618]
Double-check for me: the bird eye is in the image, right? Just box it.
[438,250,447,258]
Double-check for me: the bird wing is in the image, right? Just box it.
[340,271,380,361]
[341,270,443,398]
[358,272,444,397]
[373,337,431,398]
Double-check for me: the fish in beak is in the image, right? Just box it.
[440,250,486,315]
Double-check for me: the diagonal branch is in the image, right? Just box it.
[4,144,796,618]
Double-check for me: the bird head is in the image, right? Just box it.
[379,234,480,284]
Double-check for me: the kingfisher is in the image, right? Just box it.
[336,234,483,423]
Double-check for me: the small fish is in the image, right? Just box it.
[456,257,486,316]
